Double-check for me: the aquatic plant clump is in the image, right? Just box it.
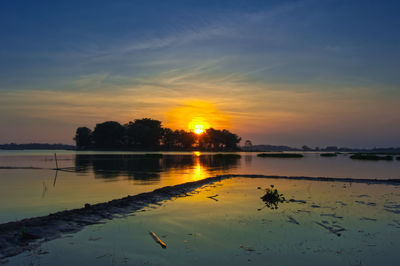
[257,153,303,158]
[350,153,393,161]
[260,185,286,209]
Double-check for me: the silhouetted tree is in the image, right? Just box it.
[177,130,196,149]
[125,118,163,148]
[244,140,253,151]
[161,128,178,148]
[199,128,241,150]
[74,127,92,147]
[221,129,241,149]
[92,121,125,148]
[74,118,242,151]
[302,145,312,151]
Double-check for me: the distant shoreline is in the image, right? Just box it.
[1,143,400,154]
[0,143,75,150]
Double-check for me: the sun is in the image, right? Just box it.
[193,124,204,135]
[188,119,209,135]
[166,100,230,134]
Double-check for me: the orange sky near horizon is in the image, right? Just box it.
[1,85,399,148]
[165,100,231,133]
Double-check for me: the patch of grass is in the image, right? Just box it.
[260,185,286,209]
[320,153,338,157]
[257,153,303,158]
[350,153,393,161]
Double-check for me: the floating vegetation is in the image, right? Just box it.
[260,185,286,209]
[350,153,393,161]
[257,153,303,158]
[320,153,337,157]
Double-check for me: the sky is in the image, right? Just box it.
[0,0,399,147]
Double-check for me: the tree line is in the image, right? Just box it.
[74,118,241,151]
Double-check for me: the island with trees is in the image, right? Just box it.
[74,118,242,151]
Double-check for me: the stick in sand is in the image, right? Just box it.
[54,153,59,170]
[149,231,167,249]
[53,169,58,187]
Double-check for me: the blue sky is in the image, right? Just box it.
[0,0,399,147]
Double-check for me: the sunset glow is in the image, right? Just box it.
[193,124,205,135]
[166,100,228,133]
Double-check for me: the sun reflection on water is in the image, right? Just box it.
[192,154,206,181]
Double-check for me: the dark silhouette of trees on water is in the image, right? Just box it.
[73,127,92,147]
[125,118,163,148]
[92,121,125,147]
[74,118,241,151]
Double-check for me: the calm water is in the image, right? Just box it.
[1,150,400,223]
[6,178,400,266]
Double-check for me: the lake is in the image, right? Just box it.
[1,150,400,224]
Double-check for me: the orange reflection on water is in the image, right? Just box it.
[191,155,207,181]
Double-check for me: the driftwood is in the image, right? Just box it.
[149,231,166,249]
[207,194,219,201]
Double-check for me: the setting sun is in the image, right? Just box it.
[188,118,210,135]
[193,124,204,135]
[166,100,230,133]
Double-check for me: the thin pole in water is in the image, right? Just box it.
[53,170,58,187]
[54,153,59,170]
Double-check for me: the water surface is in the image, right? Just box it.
[1,150,399,223]
[6,177,400,266]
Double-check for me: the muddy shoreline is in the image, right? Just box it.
[1,174,399,259]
